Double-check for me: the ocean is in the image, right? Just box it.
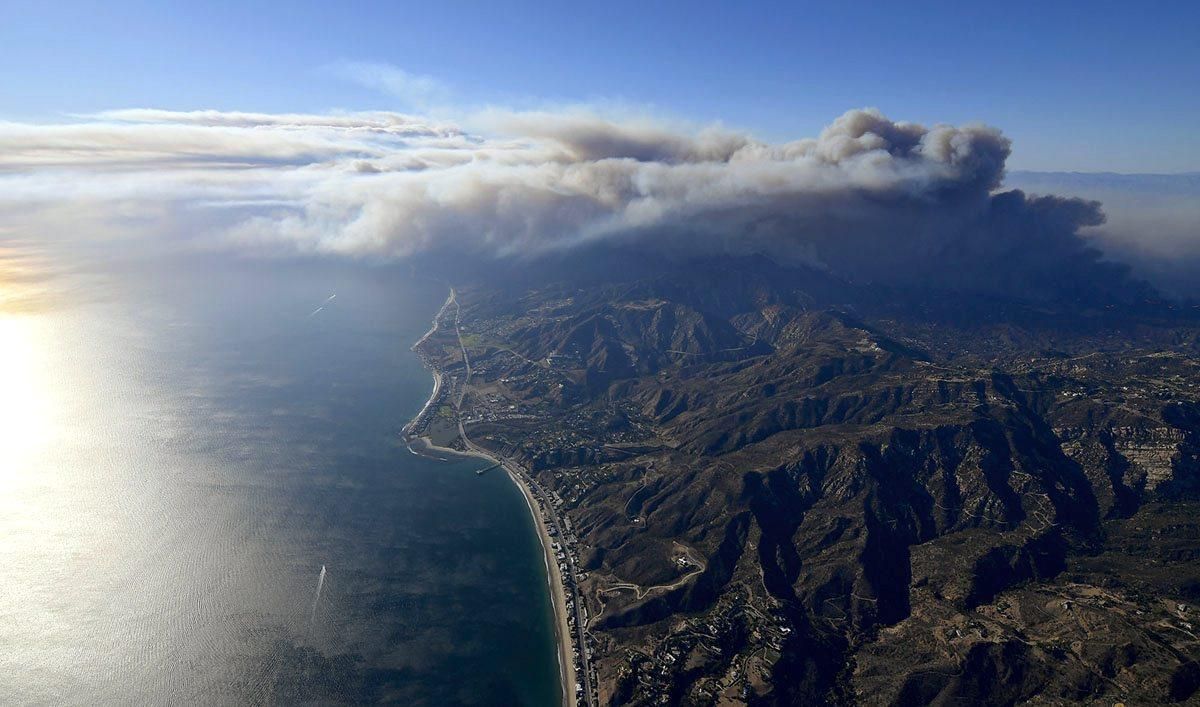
[0,253,561,705]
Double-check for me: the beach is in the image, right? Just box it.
[405,289,580,707]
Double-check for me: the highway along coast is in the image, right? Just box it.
[403,286,595,707]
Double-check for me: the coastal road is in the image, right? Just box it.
[601,542,706,600]
[449,289,596,707]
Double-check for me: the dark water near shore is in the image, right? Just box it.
[0,255,560,705]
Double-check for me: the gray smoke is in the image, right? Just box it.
[0,106,1175,300]
[1006,171,1200,297]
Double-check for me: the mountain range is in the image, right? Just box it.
[420,248,1200,705]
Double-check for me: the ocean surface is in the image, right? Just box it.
[0,253,560,705]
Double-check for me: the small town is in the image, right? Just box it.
[405,288,601,707]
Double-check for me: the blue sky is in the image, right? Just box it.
[2,0,1198,172]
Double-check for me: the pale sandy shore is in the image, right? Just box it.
[405,293,579,707]
[504,458,580,707]
[406,431,579,707]
[405,431,578,707]
[402,370,442,438]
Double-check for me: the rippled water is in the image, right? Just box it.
[0,254,560,705]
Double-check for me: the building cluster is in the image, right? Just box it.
[459,389,540,426]
[511,463,600,706]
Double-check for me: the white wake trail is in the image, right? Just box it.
[309,294,336,317]
[310,564,327,623]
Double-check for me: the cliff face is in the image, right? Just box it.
[446,261,1200,705]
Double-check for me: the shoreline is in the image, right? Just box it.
[402,370,442,438]
[401,288,452,439]
[404,290,580,707]
[506,459,578,707]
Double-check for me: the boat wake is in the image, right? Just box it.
[310,564,327,623]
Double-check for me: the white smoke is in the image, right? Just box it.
[0,105,1169,298]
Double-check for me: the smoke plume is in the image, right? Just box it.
[0,106,1171,301]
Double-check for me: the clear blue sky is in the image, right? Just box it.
[3,0,1197,172]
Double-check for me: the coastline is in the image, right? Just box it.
[505,459,579,707]
[404,290,580,707]
[402,369,442,438]
[401,288,451,439]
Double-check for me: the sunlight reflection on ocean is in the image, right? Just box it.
[0,252,560,706]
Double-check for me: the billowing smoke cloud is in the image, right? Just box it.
[0,106,1169,301]
[1006,171,1200,297]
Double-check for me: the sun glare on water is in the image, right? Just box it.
[0,247,64,489]
[0,252,60,480]
[0,278,72,615]
[0,313,57,477]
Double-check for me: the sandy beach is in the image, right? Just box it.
[504,459,580,707]
[405,291,579,707]
[406,419,579,707]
